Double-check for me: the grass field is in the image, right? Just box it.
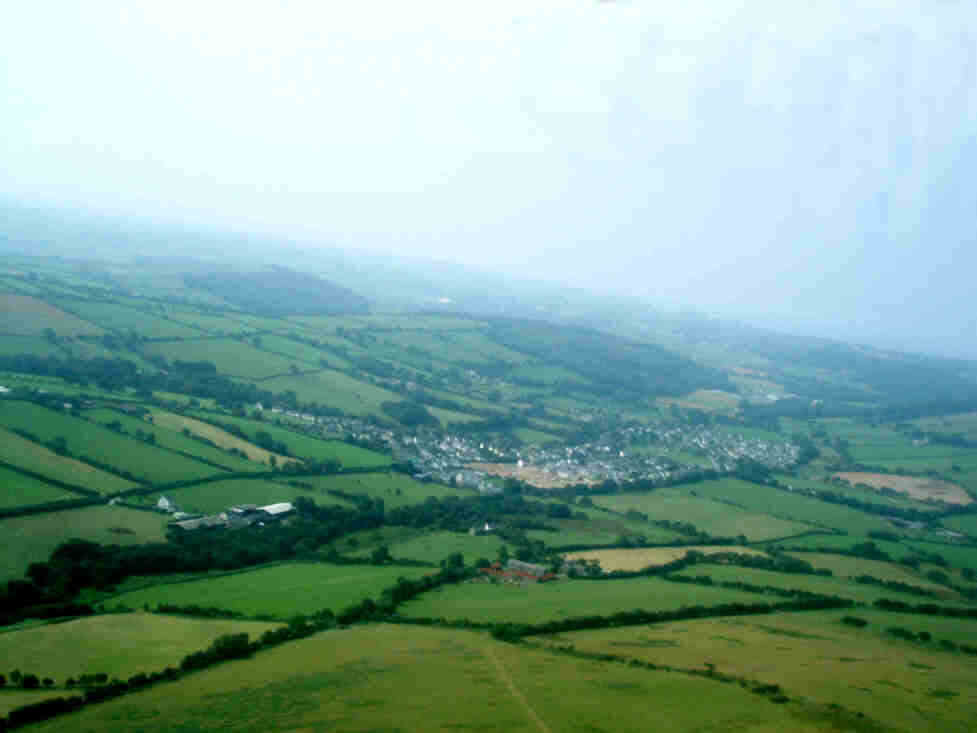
[0,295,102,336]
[786,552,955,596]
[0,613,280,684]
[0,334,66,357]
[385,530,505,566]
[400,576,767,625]
[546,609,977,733]
[260,369,401,417]
[526,517,684,548]
[148,409,292,466]
[776,473,939,513]
[151,478,353,515]
[565,546,768,572]
[189,411,391,467]
[834,471,972,505]
[0,464,74,508]
[252,333,351,369]
[681,478,895,536]
[0,402,221,485]
[142,338,298,379]
[0,506,168,582]
[673,564,960,605]
[29,624,839,733]
[296,472,469,509]
[59,301,202,339]
[593,488,812,542]
[85,408,262,472]
[111,563,432,618]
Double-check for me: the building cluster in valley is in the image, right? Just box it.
[154,495,295,531]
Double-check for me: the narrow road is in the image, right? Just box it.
[484,645,553,733]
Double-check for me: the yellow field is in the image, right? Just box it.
[565,546,768,571]
[834,471,972,505]
[546,610,977,732]
[148,410,295,466]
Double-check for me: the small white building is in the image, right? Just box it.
[259,502,295,519]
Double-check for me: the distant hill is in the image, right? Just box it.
[183,267,369,317]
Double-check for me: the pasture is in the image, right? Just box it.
[682,478,896,535]
[593,488,812,542]
[147,409,293,466]
[547,609,977,733]
[0,506,168,582]
[85,408,262,472]
[0,427,136,493]
[400,576,767,625]
[28,624,833,733]
[60,301,202,339]
[297,472,468,509]
[385,530,505,566]
[142,338,298,379]
[672,564,958,605]
[0,465,74,509]
[786,552,956,596]
[189,411,391,467]
[252,333,351,369]
[0,295,101,336]
[261,369,401,417]
[110,563,431,618]
[0,402,221,485]
[834,471,972,505]
[525,516,684,548]
[153,478,353,515]
[565,546,768,572]
[0,613,281,684]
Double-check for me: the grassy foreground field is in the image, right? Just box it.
[111,563,432,618]
[545,609,977,732]
[0,464,74,508]
[28,624,839,733]
[0,613,281,684]
[400,576,767,625]
[1,506,168,582]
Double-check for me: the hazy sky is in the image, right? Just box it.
[2,2,975,356]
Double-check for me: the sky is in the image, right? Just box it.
[1,1,975,357]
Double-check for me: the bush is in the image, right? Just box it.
[841,616,868,628]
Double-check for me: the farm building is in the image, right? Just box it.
[480,559,556,584]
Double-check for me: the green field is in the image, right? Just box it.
[151,478,353,515]
[59,301,203,339]
[673,563,964,605]
[787,552,956,595]
[548,609,977,733]
[777,473,939,513]
[593,488,812,542]
[0,334,66,357]
[251,333,350,369]
[189,411,391,467]
[85,408,263,472]
[526,516,684,548]
[31,624,839,733]
[400,576,767,625]
[261,369,401,416]
[1,506,168,582]
[385,530,505,566]
[0,402,221,484]
[681,478,895,536]
[0,295,102,337]
[0,465,74,508]
[111,563,432,618]
[0,613,280,684]
[296,472,470,509]
[142,338,299,379]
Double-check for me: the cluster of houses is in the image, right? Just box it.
[154,495,295,531]
[479,559,557,584]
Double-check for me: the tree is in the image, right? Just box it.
[42,677,54,688]
[441,552,464,570]
[21,674,40,690]
[370,545,392,565]
[497,545,510,566]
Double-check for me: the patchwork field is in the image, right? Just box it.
[673,564,962,605]
[525,516,684,548]
[260,369,401,416]
[0,402,221,485]
[786,552,956,596]
[111,563,432,618]
[1,506,168,582]
[0,465,74,509]
[565,546,769,572]
[29,624,836,733]
[0,295,102,336]
[834,471,972,505]
[59,301,202,339]
[85,408,262,472]
[151,477,351,515]
[188,411,391,467]
[593,488,812,542]
[545,609,977,733]
[0,427,137,496]
[143,338,298,379]
[147,409,293,466]
[297,472,469,509]
[0,613,281,684]
[400,576,767,625]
